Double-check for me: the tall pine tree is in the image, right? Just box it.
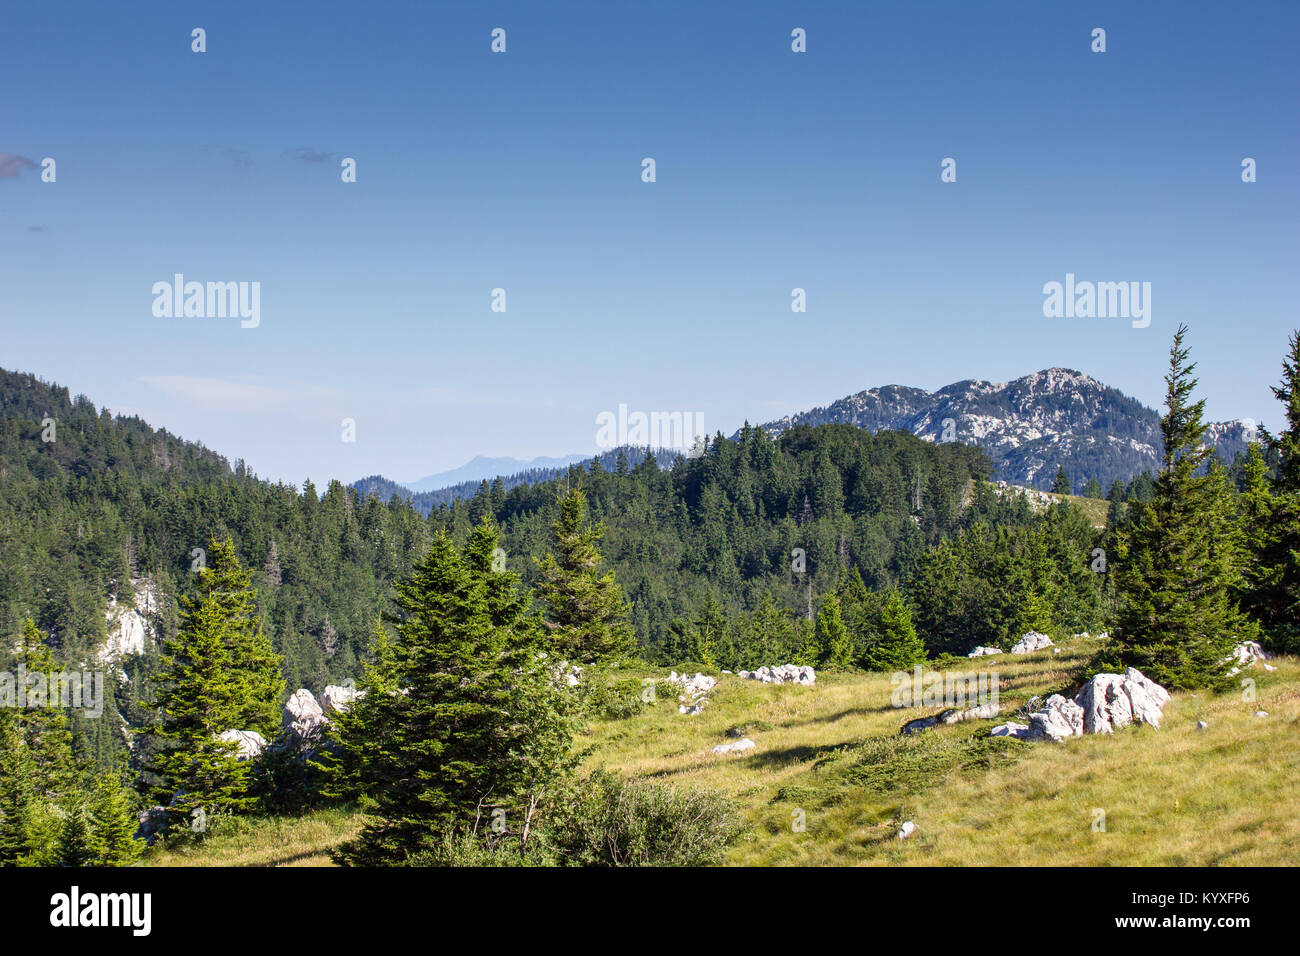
[145,536,284,831]
[1109,326,1254,689]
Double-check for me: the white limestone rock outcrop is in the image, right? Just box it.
[320,683,362,715]
[737,664,816,685]
[1010,631,1055,654]
[218,729,267,761]
[994,667,1170,742]
[283,688,326,743]
[100,577,161,663]
[711,738,755,755]
[1075,667,1171,733]
[967,646,1003,658]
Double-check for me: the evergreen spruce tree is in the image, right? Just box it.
[331,522,578,865]
[1109,326,1255,689]
[859,589,926,671]
[0,711,37,865]
[145,536,284,831]
[1257,330,1300,649]
[0,622,142,866]
[85,772,144,866]
[815,596,852,668]
[1051,466,1072,495]
[534,489,636,664]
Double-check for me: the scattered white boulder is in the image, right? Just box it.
[665,671,716,715]
[218,729,267,761]
[1011,631,1055,655]
[554,661,583,687]
[1197,720,1209,730]
[1026,694,1085,741]
[737,664,816,685]
[990,721,1029,737]
[967,646,1002,658]
[711,738,755,755]
[666,671,717,697]
[898,821,916,840]
[902,701,1001,735]
[1255,710,1269,718]
[1225,640,1269,676]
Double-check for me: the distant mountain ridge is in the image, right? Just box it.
[747,367,1253,491]
[353,446,663,514]
[357,367,1254,507]
[402,454,590,493]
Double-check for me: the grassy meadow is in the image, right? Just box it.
[144,638,1299,867]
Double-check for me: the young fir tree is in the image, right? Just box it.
[1108,326,1255,689]
[0,711,37,865]
[859,589,926,671]
[815,596,852,669]
[314,618,400,804]
[1051,466,1072,495]
[330,522,578,865]
[534,489,636,664]
[145,536,284,830]
[85,771,144,866]
[1257,330,1300,649]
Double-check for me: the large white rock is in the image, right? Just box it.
[1117,667,1170,728]
[665,671,716,697]
[320,684,361,715]
[1074,673,1133,734]
[218,729,267,761]
[1011,631,1055,655]
[711,738,755,755]
[283,688,325,742]
[997,669,1171,742]
[967,646,1003,658]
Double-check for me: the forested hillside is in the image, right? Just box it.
[0,365,1168,770]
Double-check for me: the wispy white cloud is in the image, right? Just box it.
[139,375,346,420]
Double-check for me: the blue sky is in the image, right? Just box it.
[2,0,1297,486]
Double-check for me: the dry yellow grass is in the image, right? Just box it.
[142,807,360,867]
[584,646,1300,866]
